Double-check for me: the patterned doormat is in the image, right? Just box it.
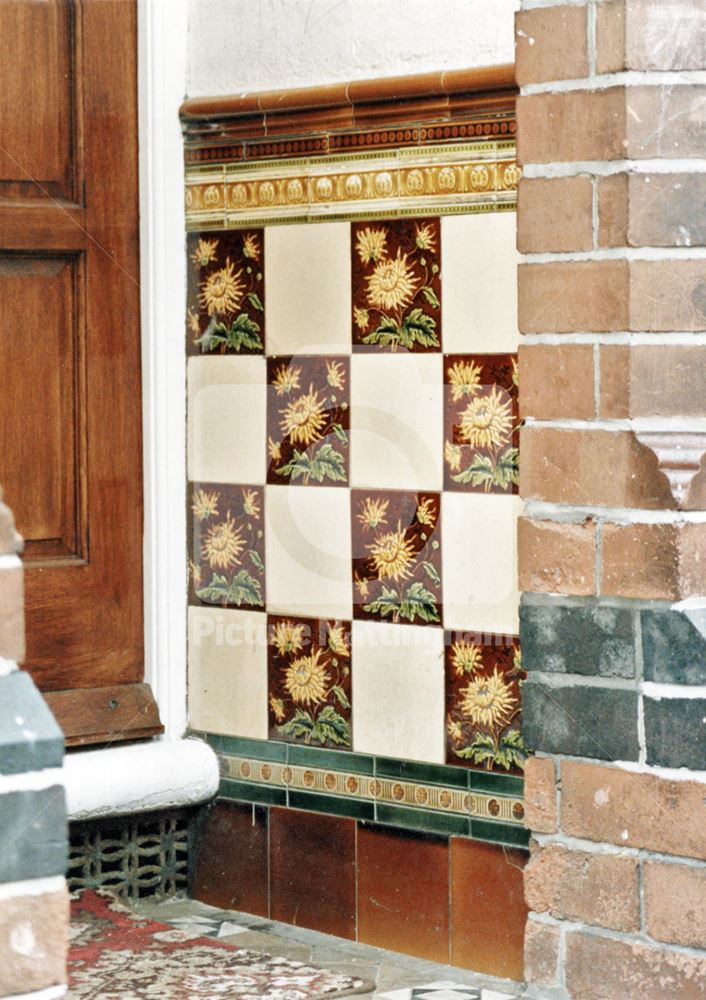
[68,891,374,999]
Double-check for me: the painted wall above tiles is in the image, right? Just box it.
[182,70,525,848]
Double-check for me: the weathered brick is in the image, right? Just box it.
[626,0,706,71]
[630,259,706,332]
[0,563,24,662]
[627,173,706,247]
[0,888,68,996]
[597,173,629,248]
[599,344,630,419]
[518,518,596,597]
[517,89,626,165]
[518,343,594,420]
[0,672,64,775]
[601,522,706,601]
[515,5,588,87]
[524,755,557,834]
[628,86,706,159]
[520,427,673,509]
[520,599,636,679]
[602,344,706,419]
[523,680,639,761]
[596,0,626,73]
[525,843,640,931]
[641,607,706,685]
[644,861,706,949]
[524,917,560,989]
[517,176,593,253]
[644,696,706,770]
[0,788,67,883]
[566,930,706,1000]
[518,261,629,334]
[561,760,706,858]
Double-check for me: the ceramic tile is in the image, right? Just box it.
[357,824,450,962]
[350,354,443,490]
[441,214,520,355]
[352,489,442,628]
[188,356,267,484]
[378,986,479,1000]
[441,493,522,635]
[188,606,268,739]
[266,356,350,487]
[265,485,352,619]
[188,482,265,610]
[265,222,351,355]
[186,229,265,355]
[445,634,526,775]
[450,838,528,980]
[443,354,519,494]
[267,614,352,750]
[351,218,442,353]
[351,620,445,763]
[270,808,356,939]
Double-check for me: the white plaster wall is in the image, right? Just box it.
[186,0,519,96]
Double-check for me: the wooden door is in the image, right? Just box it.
[0,0,161,744]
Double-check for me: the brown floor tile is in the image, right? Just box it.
[450,837,528,980]
[270,808,356,939]
[357,823,450,964]
[190,800,269,917]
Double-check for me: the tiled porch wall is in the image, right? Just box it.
[182,74,530,976]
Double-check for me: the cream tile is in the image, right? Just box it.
[442,212,520,354]
[265,486,352,619]
[442,493,522,636]
[350,354,443,490]
[265,222,351,355]
[188,356,267,484]
[188,606,268,738]
[351,620,445,763]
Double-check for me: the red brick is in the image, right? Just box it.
[561,761,706,859]
[524,918,560,989]
[626,0,706,71]
[644,861,706,948]
[515,6,588,87]
[597,173,629,248]
[596,0,626,74]
[524,756,557,835]
[630,260,706,332]
[601,522,706,601]
[0,564,24,662]
[517,89,626,165]
[602,344,706,419]
[518,343,595,420]
[517,176,593,253]
[599,345,630,419]
[0,889,68,996]
[524,843,640,932]
[518,261,629,334]
[626,173,706,248]
[628,86,706,159]
[518,517,596,597]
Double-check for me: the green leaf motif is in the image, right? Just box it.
[331,423,349,445]
[277,443,346,483]
[310,705,351,747]
[362,308,439,350]
[331,685,351,710]
[421,561,441,586]
[454,733,496,765]
[421,286,440,309]
[364,581,440,624]
[195,572,230,603]
[225,313,264,351]
[278,709,315,741]
[453,728,527,771]
[452,447,519,492]
[246,291,264,312]
[248,550,265,572]
[195,569,263,607]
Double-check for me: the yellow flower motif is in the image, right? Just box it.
[459,386,513,450]
[326,360,345,390]
[327,623,350,658]
[461,669,517,730]
[356,226,388,264]
[355,575,370,600]
[269,696,286,722]
[188,308,200,334]
[268,436,282,462]
[242,233,260,260]
[448,359,483,401]
[416,498,435,527]
[451,641,483,677]
[354,306,370,331]
[357,497,389,530]
[366,250,418,312]
[280,386,327,447]
[415,222,437,252]
[201,513,245,571]
[272,620,306,657]
[191,488,220,521]
[188,558,202,587]
[512,357,519,387]
[513,646,522,673]
[191,238,218,267]
[199,258,244,316]
[284,648,329,705]
[273,363,301,397]
[242,488,260,519]
[367,522,416,583]
[447,718,463,742]
[445,440,462,472]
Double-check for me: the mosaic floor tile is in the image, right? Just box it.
[189,482,266,610]
[351,217,442,353]
[352,489,442,627]
[266,355,350,487]
[444,634,525,774]
[187,229,265,355]
[377,984,518,1000]
[267,614,352,750]
[443,354,519,494]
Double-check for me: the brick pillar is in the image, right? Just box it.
[0,493,69,998]
[516,2,706,997]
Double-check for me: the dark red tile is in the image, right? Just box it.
[450,838,528,979]
[357,823,450,963]
[270,808,356,939]
[445,633,526,774]
[190,800,269,916]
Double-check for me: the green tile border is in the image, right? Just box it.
[375,756,469,789]
[289,790,375,822]
[288,744,374,775]
[471,820,531,849]
[376,803,470,838]
[469,771,525,795]
[220,778,287,806]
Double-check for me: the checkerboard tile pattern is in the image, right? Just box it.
[187,211,525,774]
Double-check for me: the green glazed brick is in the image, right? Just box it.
[288,790,375,822]
[220,778,287,806]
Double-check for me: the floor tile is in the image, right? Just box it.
[190,800,269,916]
